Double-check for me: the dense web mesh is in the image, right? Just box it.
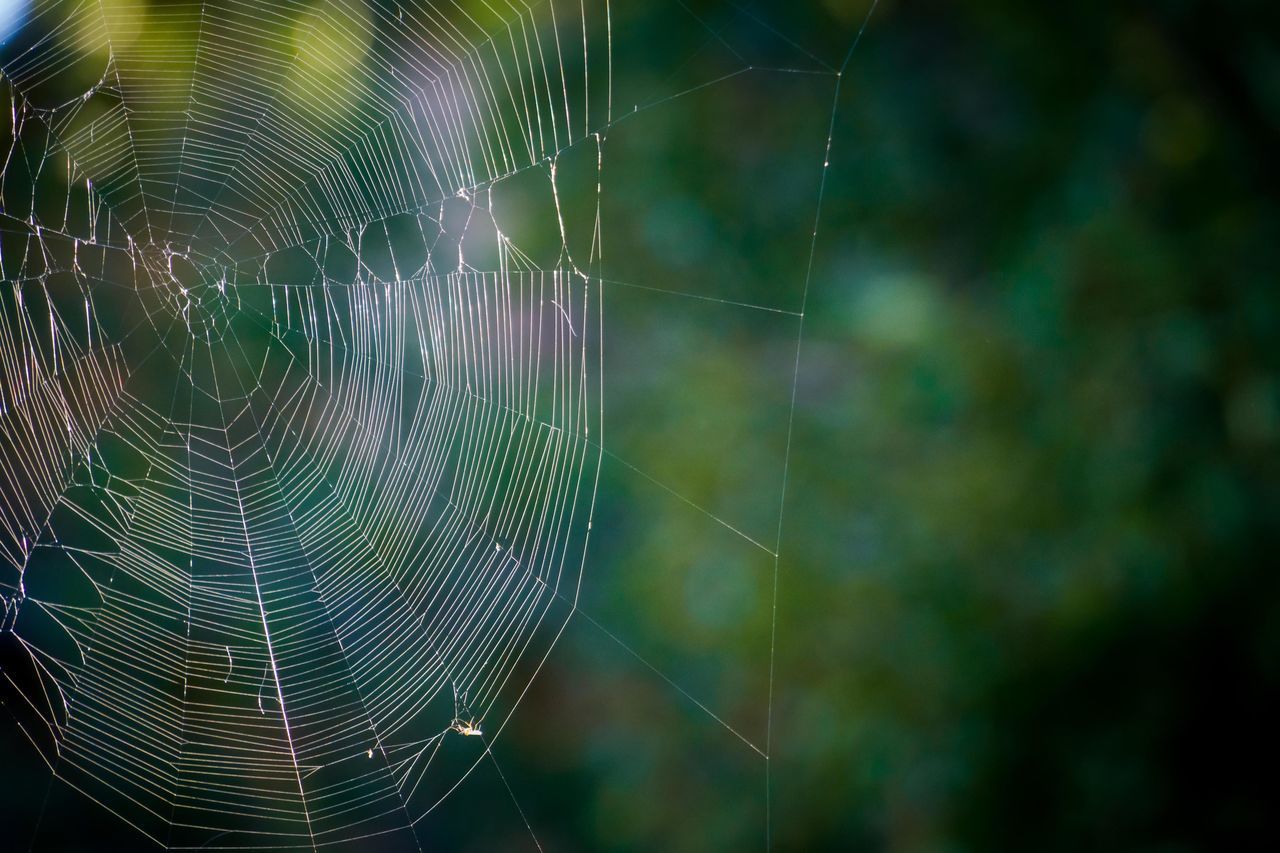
[0,0,874,847]
[0,0,601,847]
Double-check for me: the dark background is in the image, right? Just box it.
[3,0,1279,850]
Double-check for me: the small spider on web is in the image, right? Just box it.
[449,683,483,738]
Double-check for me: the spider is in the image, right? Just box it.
[449,683,484,737]
[450,717,483,737]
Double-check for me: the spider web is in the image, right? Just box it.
[0,0,875,848]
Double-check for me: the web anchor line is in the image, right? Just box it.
[0,0,857,848]
[763,1,883,849]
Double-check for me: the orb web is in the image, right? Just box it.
[0,0,879,847]
[0,0,602,847]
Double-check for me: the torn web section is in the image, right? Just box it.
[0,71,203,837]
[0,65,142,773]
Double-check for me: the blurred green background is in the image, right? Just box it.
[495,1,1280,849]
[3,0,1279,850]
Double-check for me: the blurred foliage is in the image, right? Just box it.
[781,0,1277,848]
[2,0,1278,850]
[513,1,1280,850]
